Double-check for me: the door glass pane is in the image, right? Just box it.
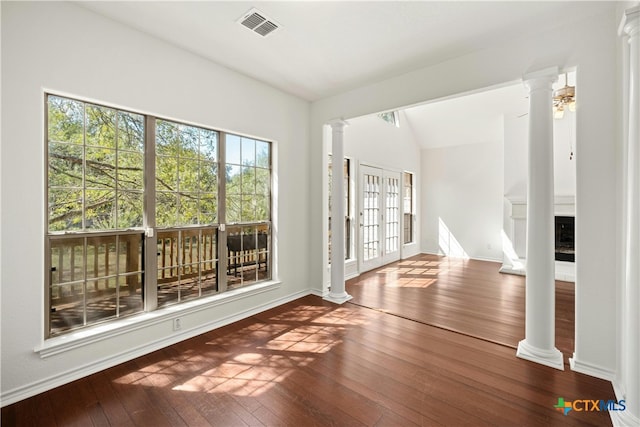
[363,173,380,261]
[385,177,400,254]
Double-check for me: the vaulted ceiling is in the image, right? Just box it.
[78,1,612,102]
[77,2,610,149]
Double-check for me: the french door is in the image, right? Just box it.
[359,166,401,272]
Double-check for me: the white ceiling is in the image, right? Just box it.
[400,83,528,149]
[77,2,603,151]
[78,1,612,102]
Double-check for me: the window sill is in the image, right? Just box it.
[35,280,281,358]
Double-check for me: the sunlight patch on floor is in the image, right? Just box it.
[113,303,367,398]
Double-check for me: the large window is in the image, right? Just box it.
[403,172,415,244]
[46,94,272,336]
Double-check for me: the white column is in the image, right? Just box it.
[325,120,352,304]
[616,7,640,427]
[516,67,564,370]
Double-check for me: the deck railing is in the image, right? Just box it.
[48,231,144,334]
[48,224,271,332]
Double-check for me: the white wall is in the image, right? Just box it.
[310,6,620,379]
[0,2,310,404]
[504,110,577,200]
[421,141,504,262]
[504,115,528,199]
[553,110,577,196]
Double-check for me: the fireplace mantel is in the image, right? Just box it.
[506,195,575,218]
[501,195,576,282]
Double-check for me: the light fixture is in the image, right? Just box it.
[553,73,576,119]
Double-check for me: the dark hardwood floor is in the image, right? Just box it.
[346,254,575,358]
[2,254,615,426]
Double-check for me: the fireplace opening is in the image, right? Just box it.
[555,216,575,262]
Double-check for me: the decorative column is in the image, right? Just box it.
[325,120,353,304]
[516,67,564,370]
[616,7,640,426]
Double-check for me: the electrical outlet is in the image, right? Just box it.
[173,318,181,331]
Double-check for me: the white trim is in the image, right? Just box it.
[499,263,526,276]
[609,409,640,427]
[516,339,565,370]
[37,281,281,358]
[3,284,310,407]
[421,251,502,264]
[610,380,639,427]
[569,354,616,381]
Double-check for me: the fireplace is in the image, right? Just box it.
[555,216,575,262]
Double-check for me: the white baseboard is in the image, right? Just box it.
[500,259,575,283]
[0,288,312,407]
[421,251,502,264]
[499,265,526,276]
[569,354,616,381]
[610,380,639,427]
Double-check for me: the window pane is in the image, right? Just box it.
[179,125,199,158]
[86,105,116,148]
[226,195,241,223]
[179,196,199,225]
[254,196,269,221]
[226,165,242,194]
[156,119,219,227]
[241,166,256,194]
[118,234,142,276]
[200,129,218,162]
[226,134,241,165]
[241,195,256,222]
[85,189,116,229]
[118,111,144,152]
[48,96,83,144]
[179,159,200,193]
[86,147,116,189]
[199,161,217,193]
[118,191,143,228]
[241,138,255,166]
[200,193,217,224]
[256,141,269,168]
[117,151,144,190]
[156,120,180,156]
[86,235,116,279]
[119,274,143,316]
[156,156,178,191]
[227,224,270,289]
[48,188,82,231]
[156,192,178,227]
[49,142,83,188]
[403,172,414,244]
[49,239,86,333]
[256,168,270,195]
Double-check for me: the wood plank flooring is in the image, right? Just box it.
[2,254,615,426]
[346,254,575,358]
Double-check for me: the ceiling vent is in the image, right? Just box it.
[237,8,280,38]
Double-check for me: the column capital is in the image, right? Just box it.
[619,5,640,38]
[523,67,559,92]
[327,119,349,131]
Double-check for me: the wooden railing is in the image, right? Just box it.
[227,232,269,276]
[156,227,218,284]
[49,232,142,306]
